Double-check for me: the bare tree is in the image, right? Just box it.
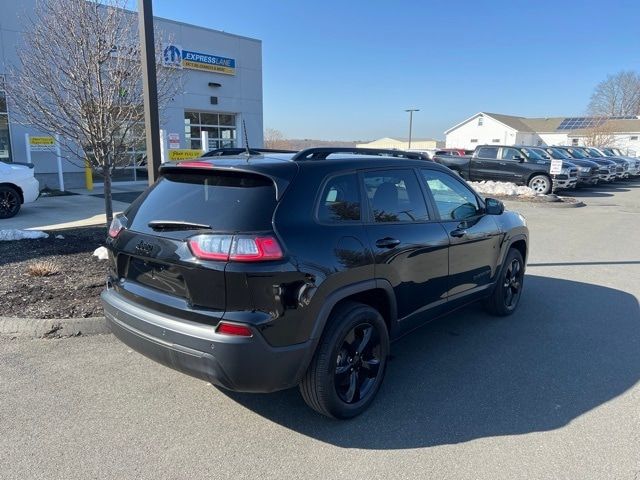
[579,119,618,148]
[587,71,640,117]
[7,0,179,223]
[264,128,291,149]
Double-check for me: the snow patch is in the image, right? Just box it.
[0,229,49,241]
[55,234,65,239]
[93,246,109,261]
[468,181,536,197]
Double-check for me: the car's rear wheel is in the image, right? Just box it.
[484,248,525,316]
[0,185,21,219]
[300,301,389,419]
[528,174,551,195]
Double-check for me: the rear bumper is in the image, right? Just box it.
[101,289,311,393]
[21,177,40,204]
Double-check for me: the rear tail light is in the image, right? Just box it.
[188,234,233,260]
[108,215,126,238]
[216,322,252,337]
[188,234,283,262]
[230,236,283,261]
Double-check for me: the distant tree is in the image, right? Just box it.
[7,0,179,223]
[587,71,640,117]
[264,128,292,149]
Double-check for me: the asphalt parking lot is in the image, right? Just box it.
[1,181,639,480]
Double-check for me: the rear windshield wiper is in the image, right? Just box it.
[148,220,212,231]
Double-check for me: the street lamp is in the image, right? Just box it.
[404,108,420,149]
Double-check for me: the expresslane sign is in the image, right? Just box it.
[168,149,203,161]
[29,136,56,151]
[162,44,235,75]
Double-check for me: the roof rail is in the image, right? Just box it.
[202,147,297,157]
[291,147,428,161]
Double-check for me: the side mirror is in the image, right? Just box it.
[513,156,525,162]
[485,197,504,215]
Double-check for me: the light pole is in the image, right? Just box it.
[405,108,419,149]
[138,0,161,184]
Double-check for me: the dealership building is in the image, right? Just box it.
[0,0,263,189]
[445,112,640,155]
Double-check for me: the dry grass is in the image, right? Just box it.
[26,260,60,277]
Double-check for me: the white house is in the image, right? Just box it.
[356,137,441,150]
[445,112,640,156]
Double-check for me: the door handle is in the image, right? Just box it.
[375,237,401,249]
[450,228,467,238]
[499,162,507,166]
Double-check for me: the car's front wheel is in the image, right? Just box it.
[300,302,389,419]
[0,185,21,219]
[484,248,525,316]
[528,174,552,195]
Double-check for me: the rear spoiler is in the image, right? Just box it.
[159,161,297,201]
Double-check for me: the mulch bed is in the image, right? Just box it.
[0,226,108,319]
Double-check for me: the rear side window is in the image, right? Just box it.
[501,147,524,160]
[127,171,277,234]
[362,169,429,223]
[476,147,498,159]
[317,173,361,222]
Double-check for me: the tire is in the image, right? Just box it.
[299,301,389,419]
[0,185,21,219]
[484,248,525,317]
[528,174,552,195]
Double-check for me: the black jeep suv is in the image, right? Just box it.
[101,148,529,418]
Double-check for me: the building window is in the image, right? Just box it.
[470,138,478,143]
[0,76,12,162]
[185,111,236,150]
[478,116,484,126]
[571,138,579,146]
[491,138,500,143]
[631,136,638,141]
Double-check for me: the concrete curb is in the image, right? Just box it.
[0,316,109,338]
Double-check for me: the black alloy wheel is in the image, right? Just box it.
[502,257,523,310]
[484,248,525,316]
[300,302,389,418]
[334,323,383,404]
[0,186,20,219]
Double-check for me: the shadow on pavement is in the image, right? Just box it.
[220,275,640,448]
[563,179,640,199]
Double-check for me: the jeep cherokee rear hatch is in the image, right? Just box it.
[107,158,297,323]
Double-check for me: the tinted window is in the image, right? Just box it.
[128,171,277,235]
[501,147,523,160]
[550,148,571,159]
[421,170,480,221]
[363,170,429,223]
[476,147,498,159]
[318,173,361,222]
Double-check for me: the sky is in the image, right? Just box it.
[150,0,640,141]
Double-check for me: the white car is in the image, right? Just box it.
[0,161,40,218]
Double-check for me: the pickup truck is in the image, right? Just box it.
[433,145,578,194]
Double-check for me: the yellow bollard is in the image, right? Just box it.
[84,160,93,191]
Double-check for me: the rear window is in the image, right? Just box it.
[476,147,498,159]
[127,171,277,234]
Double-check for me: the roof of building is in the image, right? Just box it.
[361,137,438,144]
[446,112,640,135]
